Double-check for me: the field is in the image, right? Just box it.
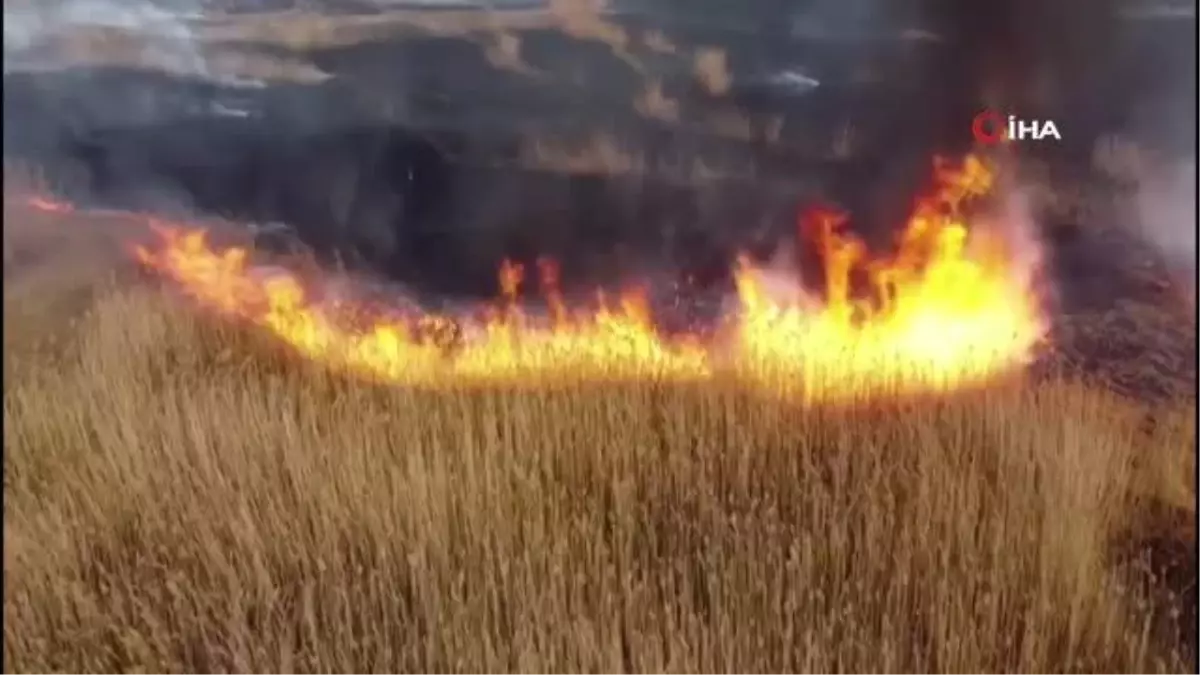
[3,196,1197,673]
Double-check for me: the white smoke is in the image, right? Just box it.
[3,0,217,82]
[993,155,1050,272]
[735,244,822,312]
[1133,158,1197,296]
[1092,131,1197,299]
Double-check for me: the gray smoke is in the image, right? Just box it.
[1113,7,1197,298]
[3,1,222,83]
[1132,157,1197,296]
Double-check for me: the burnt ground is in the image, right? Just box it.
[1038,214,1196,402]
[2,5,1195,402]
[0,57,947,296]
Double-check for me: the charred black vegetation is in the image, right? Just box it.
[3,1,1194,300]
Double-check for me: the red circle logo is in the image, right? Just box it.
[972,110,1005,145]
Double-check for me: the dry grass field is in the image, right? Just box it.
[3,197,1197,673]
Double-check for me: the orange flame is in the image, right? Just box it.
[129,223,711,385]
[733,155,1045,400]
[27,155,1047,399]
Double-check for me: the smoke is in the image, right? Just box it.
[3,0,216,79]
[980,168,1049,302]
[1132,157,1197,296]
[731,245,821,313]
[1133,19,1196,300]
[1098,9,1197,300]
[940,0,1195,304]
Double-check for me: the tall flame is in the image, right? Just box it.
[733,155,1046,400]
[27,154,1047,399]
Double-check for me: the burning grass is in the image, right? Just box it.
[123,155,1046,402]
[3,285,1195,673]
[3,154,1195,672]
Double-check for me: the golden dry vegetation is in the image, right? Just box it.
[3,201,1197,673]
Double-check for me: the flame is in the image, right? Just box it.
[732,155,1047,400]
[23,155,1047,399]
[129,223,712,386]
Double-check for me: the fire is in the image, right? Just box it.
[130,223,712,386]
[732,155,1047,400]
[24,154,1047,399]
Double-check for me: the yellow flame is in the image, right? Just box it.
[733,155,1045,400]
[131,223,711,386]
[38,154,1046,399]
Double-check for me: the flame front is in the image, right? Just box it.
[733,155,1047,400]
[36,155,1047,399]
[129,223,711,385]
